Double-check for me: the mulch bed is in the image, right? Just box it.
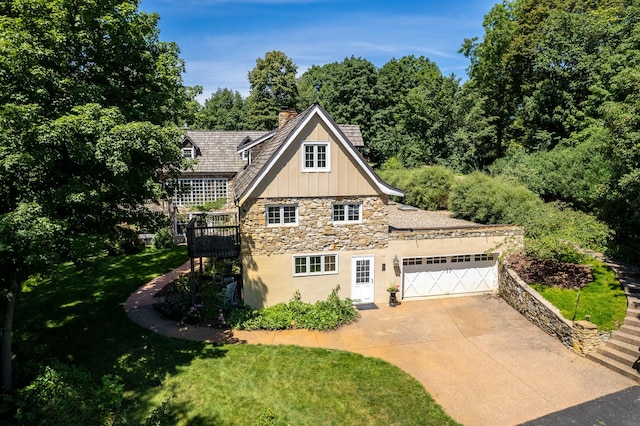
[507,254,593,290]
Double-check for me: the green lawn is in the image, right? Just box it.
[530,259,627,331]
[10,247,458,425]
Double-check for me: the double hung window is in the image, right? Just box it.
[302,142,330,171]
[266,205,298,226]
[332,203,361,223]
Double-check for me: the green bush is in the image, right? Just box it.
[13,361,124,425]
[152,228,175,249]
[105,225,145,256]
[448,172,542,224]
[229,287,359,331]
[449,172,613,262]
[379,165,455,210]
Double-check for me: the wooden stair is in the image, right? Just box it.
[587,263,640,383]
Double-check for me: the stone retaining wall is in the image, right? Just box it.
[499,261,603,355]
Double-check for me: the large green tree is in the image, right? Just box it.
[0,0,187,392]
[246,50,299,130]
[299,57,379,142]
[194,88,248,130]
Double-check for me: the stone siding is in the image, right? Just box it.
[389,227,521,241]
[499,261,603,355]
[240,196,389,256]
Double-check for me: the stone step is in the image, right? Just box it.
[597,345,638,365]
[620,322,640,332]
[626,316,640,328]
[607,339,640,357]
[587,352,640,384]
[616,328,640,345]
[628,306,640,317]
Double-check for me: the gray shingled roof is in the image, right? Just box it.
[338,124,364,147]
[181,124,362,177]
[182,130,267,175]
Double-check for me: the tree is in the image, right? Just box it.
[461,1,517,159]
[246,51,299,130]
[298,57,379,142]
[368,56,441,164]
[194,88,248,130]
[0,0,187,392]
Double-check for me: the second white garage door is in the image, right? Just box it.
[402,253,498,298]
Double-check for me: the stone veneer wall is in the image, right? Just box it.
[240,196,389,256]
[499,261,603,355]
[388,227,521,241]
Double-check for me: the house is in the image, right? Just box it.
[204,103,520,308]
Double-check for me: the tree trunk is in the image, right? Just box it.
[1,265,17,393]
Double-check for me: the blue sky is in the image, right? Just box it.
[139,0,495,102]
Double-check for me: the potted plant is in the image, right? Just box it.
[387,284,399,307]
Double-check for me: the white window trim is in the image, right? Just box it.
[182,147,195,159]
[332,203,362,224]
[292,253,339,277]
[266,204,298,226]
[301,141,331,172]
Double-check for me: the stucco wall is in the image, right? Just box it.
[242,250,388,308]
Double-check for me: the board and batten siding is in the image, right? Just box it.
[252,117,379,198]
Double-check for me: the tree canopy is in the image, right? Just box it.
[246,50,299,130]
[0,0,188,392]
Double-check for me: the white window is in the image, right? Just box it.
[293,254,338,276]
[474,253,495,262]
[451,255,472,263]
[182,147,195,159]
[302,142,330,171]
[174,178,227,206]
[266,205,298,226]
[332,203,361,223]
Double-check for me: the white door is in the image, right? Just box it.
[402,254,498,298]
[351,256,375,304]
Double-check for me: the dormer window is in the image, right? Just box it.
[182,147,195,159]
[302,142,330,172]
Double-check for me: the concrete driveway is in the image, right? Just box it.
[126,269,638,425]
[230,295,637,425]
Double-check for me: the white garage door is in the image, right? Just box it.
[402,253,498,298]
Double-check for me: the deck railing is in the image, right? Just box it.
[185,216,240,259]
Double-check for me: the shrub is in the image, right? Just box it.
[379,165,455,210]
[229,287,359,331]
[105,225,145,256]
[449,172,613,262]
[448,172,543,224]
[13,360,124,425]
[152,228,175,249]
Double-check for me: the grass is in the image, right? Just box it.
[530,259,628,331]
[10,247,458,425]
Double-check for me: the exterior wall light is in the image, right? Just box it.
[393,255,399,267]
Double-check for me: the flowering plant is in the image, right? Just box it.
[387,284,399,293]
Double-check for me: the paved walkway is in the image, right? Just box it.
[124,261,638,426]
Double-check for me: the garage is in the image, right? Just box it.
[402,253,498,298]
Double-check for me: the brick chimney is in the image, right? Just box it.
[278,108,297,128]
